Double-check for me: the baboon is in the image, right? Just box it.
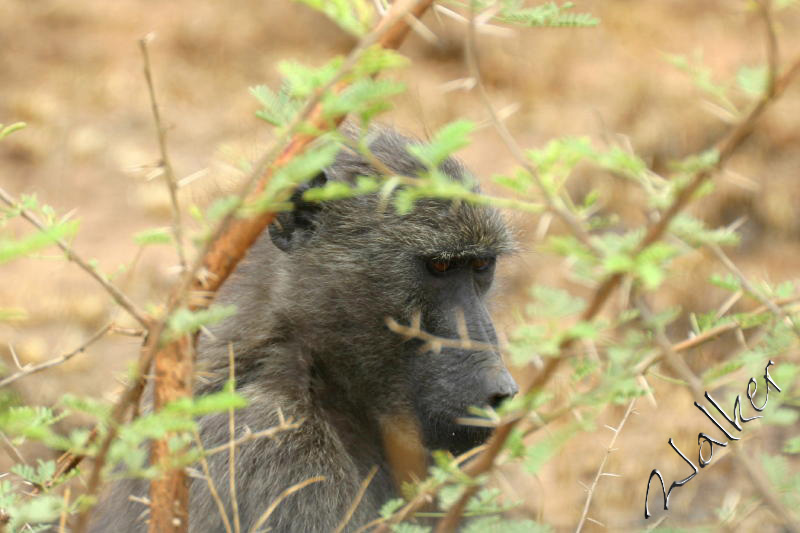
[90,126,518,532]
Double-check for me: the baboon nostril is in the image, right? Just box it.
[488,393,511,410]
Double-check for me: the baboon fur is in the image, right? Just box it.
[89,126,517,532]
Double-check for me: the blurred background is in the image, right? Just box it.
[1,0,799,530]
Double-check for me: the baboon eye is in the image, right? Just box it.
[471,257,495,272]
[428,259,452,274]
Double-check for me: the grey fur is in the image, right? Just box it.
[89,126,517,533]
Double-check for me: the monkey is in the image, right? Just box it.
[88,125,518,532]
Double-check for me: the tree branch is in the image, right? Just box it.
[0,187,150,328]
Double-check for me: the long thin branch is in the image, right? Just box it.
[0,187,150,328]
[463,7,598,254]
[247,476,326,533]
[574,399,636,533]
[0,322,112,388]
[333,466,378,533]
[139,35,187,271]
[708,243,800,336]
[191,431,234,533]
[633,295,800,375]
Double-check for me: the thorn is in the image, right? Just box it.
[7,343,23,370]
[586,517,605,527]
[600,472,622,478]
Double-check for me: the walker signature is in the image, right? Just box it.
[643,360,781,518]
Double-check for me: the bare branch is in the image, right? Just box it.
[463,6,598,254]
[574,399,636,533]
[201,418,303,457]
[0,322,113,388]
[248,476,326,533]
[707,243,800,336]
[333,466,378,533]
[386,316,500,354]
[0,187,150,328]
[191,431,234,533]
[227,345,242,533]
[139,34,187,271]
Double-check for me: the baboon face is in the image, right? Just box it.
[269,131,518,456]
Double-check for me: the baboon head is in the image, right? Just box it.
[267,127,518,456]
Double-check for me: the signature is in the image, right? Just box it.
[644,360,781,519]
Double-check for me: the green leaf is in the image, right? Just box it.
[379,498,405,519]
[763,408,799,426]
[0,220,79,264]
[0,122,26,140]
[302,176,379,202]
[525,422,579,474]
[0,307,27,322]
[354,45,409,77]
[168,387,248,416]
[407,120,475,169]
[294,0,373,37]
[133,227,173,246]
[463,516,551,533]
[251,83,301,127]
[710,273,741,292]
[497,1,598,28]
[323,77,405,122]
[736,65,768,97]
[665,51,736,114]
[784,436,800,454]
[391,525,431,533]
[279,57,344,99]
[526,285,585,318]
[670,214,739,247]
[165,304,238,340]
[7,495,63,530]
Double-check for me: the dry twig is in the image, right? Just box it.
[139,34,187,271]
[248,476,326,533]
[574,399,636,532]
[0,322,113,388]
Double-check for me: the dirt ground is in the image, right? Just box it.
[1,0,799,531]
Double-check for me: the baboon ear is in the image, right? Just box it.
[269,171,328,252]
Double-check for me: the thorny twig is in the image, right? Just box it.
[574,399,636,533]
[139,34,187,271]
[0,187,150,328]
